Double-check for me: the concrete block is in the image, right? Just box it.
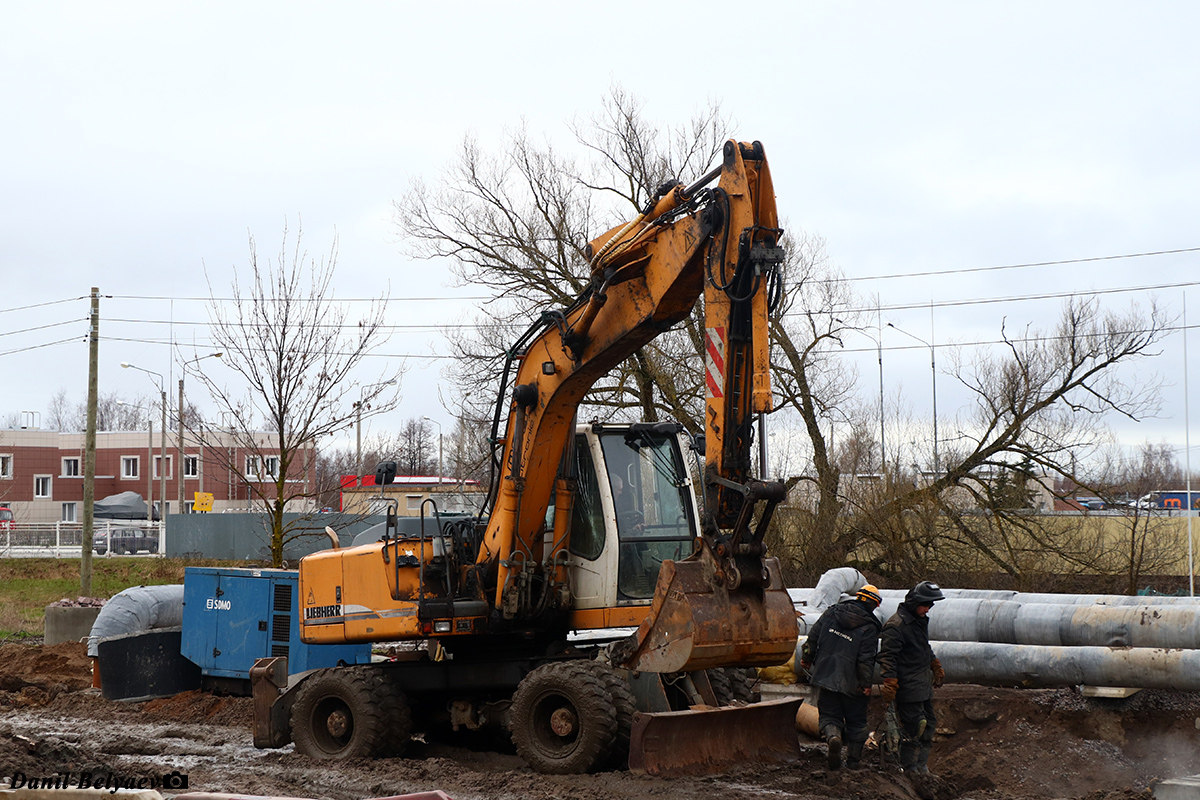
[1080,686,1143,698]
[43,606,102,646]
[1155,775,1200,800]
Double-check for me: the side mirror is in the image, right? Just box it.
[375,461,398,486]
[691,434,706,457]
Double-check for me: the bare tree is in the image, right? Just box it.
[1088,442,1189,593]
[43,388,155,432]
[392,87,729,430]
[194,223,403,567]
[864,298,1169,585]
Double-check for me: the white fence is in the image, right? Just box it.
[0,521,164,558]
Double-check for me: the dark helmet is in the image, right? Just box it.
[905,581,945,605]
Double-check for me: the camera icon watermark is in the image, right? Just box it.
[162,770,189,790]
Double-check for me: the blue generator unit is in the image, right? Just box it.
[181,566,371,693]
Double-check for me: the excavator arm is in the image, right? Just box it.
[479,140,797,672]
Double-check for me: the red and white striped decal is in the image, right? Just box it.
[705,326,726,398]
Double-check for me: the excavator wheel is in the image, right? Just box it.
[368,669,413,757]
[727,667,759,704]
[585,661,637,768]
[291,667,409,760]
[510,661,618,774]
[706,668,734,706]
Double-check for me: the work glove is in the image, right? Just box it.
[881,677,899,703]
[931,658,945,688]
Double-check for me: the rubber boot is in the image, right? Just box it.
[913,743,932,775]
[826,734,842,770]
[845,741,864,770]
[820,724,849,767]
[899,741,918,772]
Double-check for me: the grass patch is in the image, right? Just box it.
[0,557,246,638]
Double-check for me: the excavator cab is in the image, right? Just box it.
[564,423,698,614]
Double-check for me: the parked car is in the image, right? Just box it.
[0,507,13,531]
[94,527,159,555]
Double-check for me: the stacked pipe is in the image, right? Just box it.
[791,569,1200,691]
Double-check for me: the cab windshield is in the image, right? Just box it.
[599,429,696,600]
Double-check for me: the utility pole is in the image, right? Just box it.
[81,288,99,596]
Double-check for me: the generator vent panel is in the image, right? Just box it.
[271,644,289,659]
[272,614,290,642]
[273,582,293,612]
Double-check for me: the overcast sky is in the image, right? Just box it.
[3,2,1198,472]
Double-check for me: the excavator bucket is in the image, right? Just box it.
[612,547,798,674]
[627,697,803,776]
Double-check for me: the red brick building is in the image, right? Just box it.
[0,427,315,524]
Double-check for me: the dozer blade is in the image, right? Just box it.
[627,697,803,776]
[612,547,798,673]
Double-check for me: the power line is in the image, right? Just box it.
[110,294,492,303]
[0,336,83,357]
[99,278,1200,333]
[0,319,84,338]
[843,246,1200,284]
[0,297,86,314]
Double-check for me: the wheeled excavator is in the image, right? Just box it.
[250,140,800,776]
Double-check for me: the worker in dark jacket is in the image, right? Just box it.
[799,584,883,770]
[878,581,946,774]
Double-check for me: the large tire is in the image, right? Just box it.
[585,661,637,768]
[370,669,413,757]
[291,667,407,760]
[727,667,759,704]
[706,668,735,706]
[510,661,617,774]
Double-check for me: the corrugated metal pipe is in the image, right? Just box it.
[87,584,184,657]
[875,597,1200,649]
[875,587,1200,607]
[790,570,1200,690]
[934,641,1200,691]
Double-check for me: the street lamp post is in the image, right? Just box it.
[355,380,397,482]
[837,321,886,474]
[178,352,223,513]
[422,416,443,484]
[888,322,939,479]
[121,362,167,520]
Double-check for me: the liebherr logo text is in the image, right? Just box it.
[305,603,342,620]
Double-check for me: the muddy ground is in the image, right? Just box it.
[1,642,1198,800]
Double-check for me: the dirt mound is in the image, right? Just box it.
[0,641,91,695]
[2,642,1199,799]
[141,690,253,728]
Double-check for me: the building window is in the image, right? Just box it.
[61,503,77,522]
[34,475,52,498]
[62,457,80,477]
[184,500,195,514]
[246,456,260,477]
[183,455,199,478]
[0,455,11,479]
[122,456,139,479]
[406,495,423,511]
[154,455,172,479]
[265,456,280,478]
